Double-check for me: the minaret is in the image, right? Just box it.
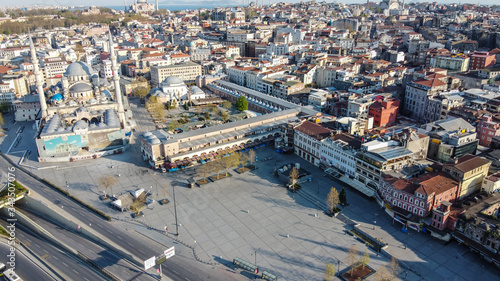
[124,0,127,12]
[108,31,125,124]
[156,0,158,11]
[29,35,48,119]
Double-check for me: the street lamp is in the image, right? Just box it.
[334,257,342,276]
[173,184,179,236]
[373,213,377,230]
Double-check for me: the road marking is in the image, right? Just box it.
[117,236,123,240]
[62,262,68,267]
[84,278,89,281]
[72,269,78,274]
[43,249,48,253]
[53,256,59,260]
[35,244,40,248]
[27,238,32,242]
[138,249,145,255]
[106,229,112,234]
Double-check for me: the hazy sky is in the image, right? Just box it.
[3,0,496,7]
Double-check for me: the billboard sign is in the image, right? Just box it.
[144,256,156,270]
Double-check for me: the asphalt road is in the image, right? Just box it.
[17,207,154,281]
[0,238,54,281]
[0,155,232,281]
[0,219,105,281]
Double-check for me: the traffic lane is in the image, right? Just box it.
[18,207,154,281]
[3,221,106,281]
[0,239,53,281]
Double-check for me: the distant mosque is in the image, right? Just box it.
[379,0,408,15]
[127,0,156,14]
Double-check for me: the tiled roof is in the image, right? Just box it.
[295,121,331,141]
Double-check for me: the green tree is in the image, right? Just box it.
[339,186,348,206]
[168,119,180,131]
[325,263,335,281]
[222,100,232,109]
[221,153,240,176]
[134,86,150,99]
[326,187,340,215]
[220,110,230,122]
[235,96,248,111]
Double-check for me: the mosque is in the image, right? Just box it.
[128,0,156,14]
[29,32,133,162]
[379,0,408,15]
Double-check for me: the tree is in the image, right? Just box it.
[220,110,230,122]
[325,263,335,281]
[130,192,147,212]
[235,96,248,111]
[347,245,359,277]
[222,100,232,109]
[339,186,348,206]
[0,112,4,126]
[388,257,400,280]
[97,175,119,198]
[326,187,340,214]
[167,119,180,132]
[221,153,240,176]
[212,156,223,179]
[289,167,299,191]
[248,149,256,167]
[134,86,150,99]
[374,265,388,281]
[359,250,370,270]
[198,161,214,182]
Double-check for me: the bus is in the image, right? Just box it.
[3,269,22,281]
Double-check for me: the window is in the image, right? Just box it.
[419,210,423,216]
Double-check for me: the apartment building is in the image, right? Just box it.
[294,121,332,166]
[379,172,459,218]
[443,155,491,199]
[432,55,470,72]
[477,115,500,147]
[151,62,202,87]
[41,57,69,79]
[469,51,496,70]
[320,133,361,177]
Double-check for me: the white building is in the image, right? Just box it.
[100,60,113,78]
[320,134,359,177]
[294,120,332,166]
[308,89,329,109]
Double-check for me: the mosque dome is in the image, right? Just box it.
[137,0,148,3]
[161,76,184,87]
[69,82,92,93]
[65,61,95,77]
[51,93,63,101]
[73,120,88,131]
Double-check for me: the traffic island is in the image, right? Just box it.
[158,199,170,205]
[350,228,388,253]
[341,264,375,281]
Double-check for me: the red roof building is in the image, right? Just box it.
[368,98,400,127]
[469,51,496,70]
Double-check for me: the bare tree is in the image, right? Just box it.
[289,167,299,191]
[212,156,223,179]
[248,149,256,167]
[347,245,359,277]
[325,263,335,281]
[388,257,400,280]
[326,187,340,214]
[374,265,388,281]
[130,192,147,212]
[198,162,213,182]
[97,175,119,198]
[359,250,370,270]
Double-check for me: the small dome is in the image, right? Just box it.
[69,82,92,93]
[143,132,153,137]
[151,139,161,145]
[161,76,184,87]
[73,120,88,131]
[65,61,95,76]
[51,93,63,101]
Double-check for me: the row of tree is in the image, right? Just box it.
[198,149,256,181]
